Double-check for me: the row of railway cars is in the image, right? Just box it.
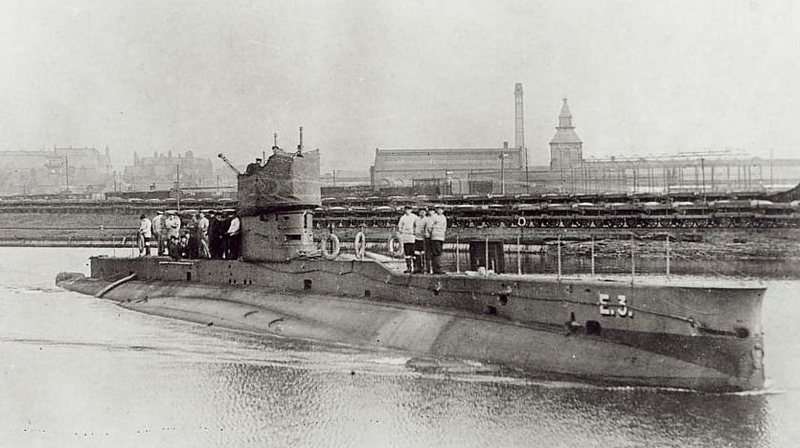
[0,196,237,213]
[2,192,799,228]
[316,198,800,229]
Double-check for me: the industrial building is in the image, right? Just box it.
[371,142,524,195]
[369,84,530,195]
[367,84,800,196]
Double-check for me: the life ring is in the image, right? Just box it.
[387,234,404,258]
[354,231,366,260]
[321,233,341,260]
[517,216,527,227]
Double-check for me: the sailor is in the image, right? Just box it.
[413,207,428,273]
[152,211,164,255]
[159,211,170,255]
[422,206,435,274]
[168,235,182,260]
[180,233,190,259]
[220,210,232,258]
[430,205,447,275]
[209,211,225,259]
[164,210,181,240]
[225,210,241,260]
[397,205,417,273]
[183,211,199,259]
[198,211,211,258]
[137,214,152,256]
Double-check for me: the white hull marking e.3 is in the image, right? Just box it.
[598,293,633,318]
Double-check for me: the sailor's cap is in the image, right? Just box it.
[165,210,177,214]
[222,208,236,213]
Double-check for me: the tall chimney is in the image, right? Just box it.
[515,83,530,193]
[514,83,524,150]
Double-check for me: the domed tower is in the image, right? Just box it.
[549,98,583,172]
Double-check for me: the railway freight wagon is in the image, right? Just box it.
[1,195,799,229]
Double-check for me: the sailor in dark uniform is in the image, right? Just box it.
[183,211,199,259]
[209,211,225,259]
[168,235,182,260]
[219,209,234,259]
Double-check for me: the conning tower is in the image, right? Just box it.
[237,129,321,262]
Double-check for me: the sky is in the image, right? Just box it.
[0,0,798,172]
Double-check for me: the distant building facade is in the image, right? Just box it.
[122,150,214,192]
[0,146,113,196]
[368,98,800,196]
[371,142,524,195]
[320,169,372,188]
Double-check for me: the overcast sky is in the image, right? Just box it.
[0,0,798,172]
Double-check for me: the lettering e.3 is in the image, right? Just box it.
[598,293,633,318]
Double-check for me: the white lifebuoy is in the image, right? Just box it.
[354,231,366,260]
[517,216,527,227]
[321,233,341,260]
[387,234,404,258]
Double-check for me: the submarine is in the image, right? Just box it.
[56,131,765,392]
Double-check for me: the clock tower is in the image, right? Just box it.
[549,98,583,172]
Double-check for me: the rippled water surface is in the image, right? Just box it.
[1,247,799,447]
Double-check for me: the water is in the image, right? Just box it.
[1,247,799,448]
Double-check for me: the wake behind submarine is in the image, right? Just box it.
[56,129,765,392]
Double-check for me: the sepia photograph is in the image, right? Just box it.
[1,0,799,446]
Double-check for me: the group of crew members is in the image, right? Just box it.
[397,204,447,274]
[138,209,241,260]
[139,204,447,270]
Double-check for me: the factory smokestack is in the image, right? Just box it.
[515,83,529,192]
[514,83,524,150]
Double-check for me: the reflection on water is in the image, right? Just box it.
[0,247,798,447]
[206,361,774,448]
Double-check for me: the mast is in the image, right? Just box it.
[297,126,304,156]
[64,156,70,193]
[176,164,181,211]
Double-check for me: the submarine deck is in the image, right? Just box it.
[145,252,765,290]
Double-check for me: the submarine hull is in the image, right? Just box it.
[56,255,765,392]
